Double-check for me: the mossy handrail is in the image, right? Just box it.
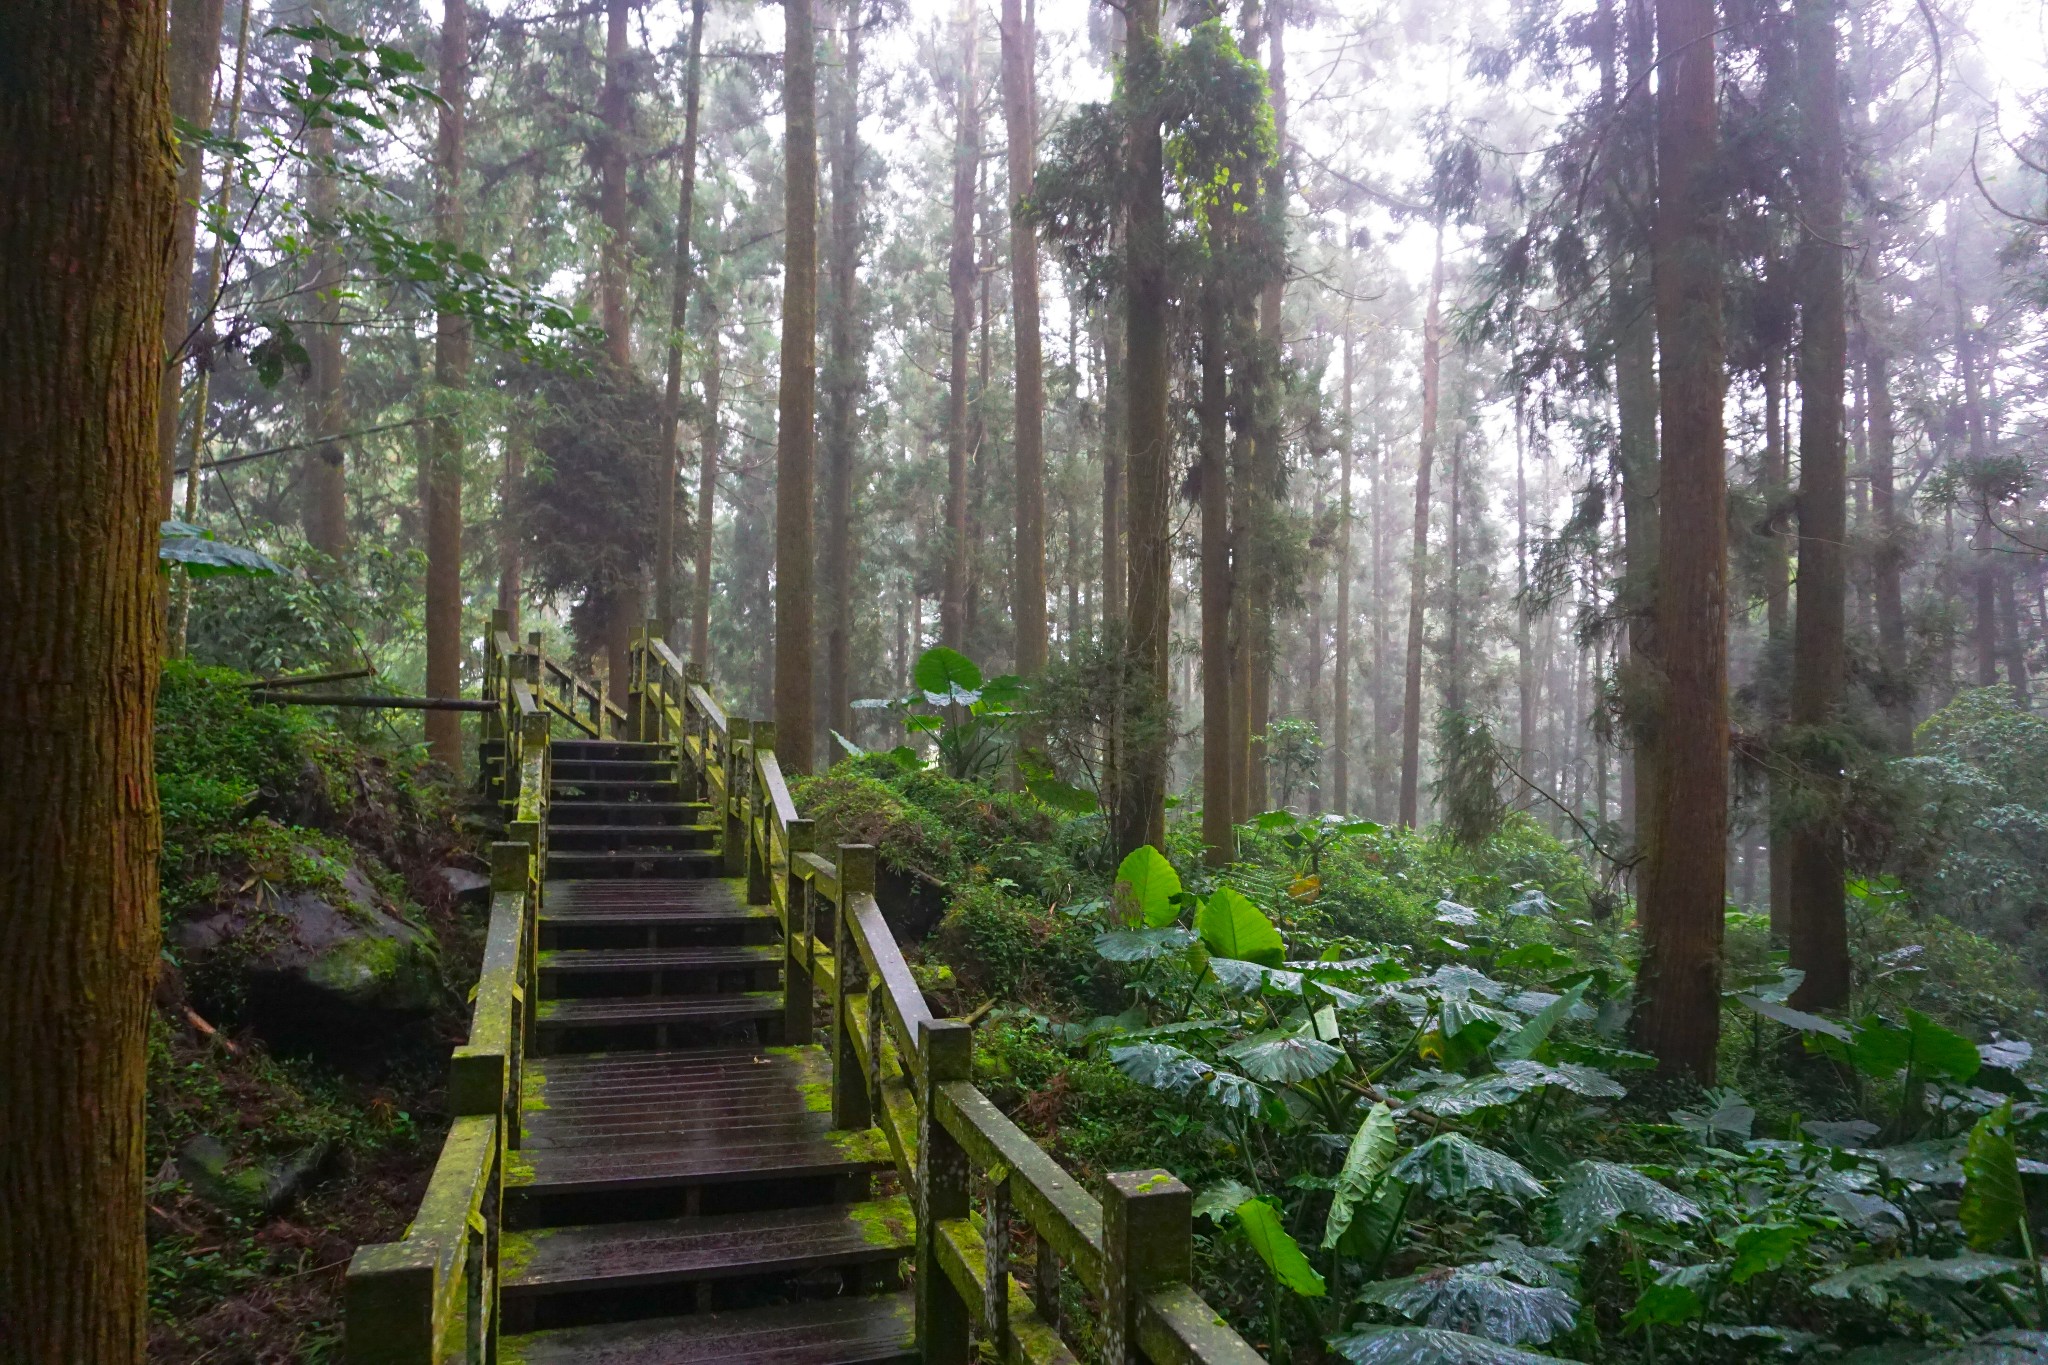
[629,627,1265,1365]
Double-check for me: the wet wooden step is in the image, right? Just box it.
[552,779,687,801]
[547,849,723,879]
[553,740,674,761]
[535,992,782,1034]
[548,824,719,852]
[550,801,709,827]
[498,1291,916,1364]
[501,1196,913,1304]
[553,758,679,780]
[539,944,782,978]
[542,882,765,929]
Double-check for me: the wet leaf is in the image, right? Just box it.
[1356,1265,1578,1345]
[1391,1134,1544,1205]
[1552,1161,1701,1250]
[1235,1198,1325,1296]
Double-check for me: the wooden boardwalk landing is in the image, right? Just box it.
[497,738,917,1364]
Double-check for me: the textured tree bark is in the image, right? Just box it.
[1634,0,1728,1081]
[0,0,173,1355]
[1864,328,1911,747]
[1397,228,1443,829]
[1764,350,1792,932]
[1115,0,1169,859]
[692,316,722,671]
[1200,276,1234,866]
[940,2,977,653]
[1003,0,1046,691]
[655,0,707,639]
[424,0,471,771]
[158,0,227,511]
[821,0,863,744]
[775,0,819,772]
[302,117,348,564]
[1245,0,1287,817]
[1787,0,1850,1010]
[498,428,523,633]
[1514,397,1533,773]
[1334,315,1354,816]
[1101,305,1126,631]
[595,0,635,704]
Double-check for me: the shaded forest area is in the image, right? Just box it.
[10,0,2048,1358]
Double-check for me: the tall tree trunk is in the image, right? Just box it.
[940,1,977,653]
[596,0,636,702]
[1786,0,1850,1010]
[1115,0,1169,858]
[1101,305,1126,631]
[1199,275,1233,865]
[302,117,348,564]
[1003,0,1046,689]
[498,427,523,632]
[424,0,470,770]
[1864,311,1911,746]
[1635,0,1728,1081]
[2002,567,2030,707]
[1446,431,1463,712]
[159,0,227,511]
[1764,349,1792,931]
[1335,311,1354,815]
[1515,398,1534,770]
[1397,226,1444,828]
[775,0,819,772]
[655,0,707,638]
[692,313,721,669]
[0,0,172,1353]
[1957,307,1999,688]
[1245,0,1288,816]
[821,0,863,743]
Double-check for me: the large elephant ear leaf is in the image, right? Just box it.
[1325,1103,1401,1250]
[1552,1161,1702,1251]
[1224,1031,1345,1085]
[1907,1009,1982,1085]
[1961,1102,2027,1252]
[1493,979,1589,1061]
[1356,1265,1579,1345]
[159,521,285,579]
[1330,1326,1561,1365]
[1390,1134,1544,1206]
[1234,1198,1326,1297]
[911,645,983,703]
[1113,845,1183,929]
[1196,884,1285,966]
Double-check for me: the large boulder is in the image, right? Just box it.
[172,844,445,1053]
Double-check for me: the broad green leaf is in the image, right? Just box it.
[1325,1103,1401,1250]
[1623,1281,1702,1332]
[1391,1134,1544,1206]
[1108,1042,1211,1094]
[1196,885,1285,966]
[1356,1266,1578,1345]
[1026,773,1098,814]
[1552,1161,1702,1250]
[1193,1179,1257,1222]
[1493,1057,1625,1099]
[1962,1103,2027,1252]
[1093,927,1196,962]
[1981,1038,2035,1071]
[1112,845,1182,929]
[1494,943,1577,973]
[1224,1031,1345,1085]
[1493,980,1591,1060]
[911,645,982,701]
[1329,1327,1558,1365]
[1734,994,1852,1043]
[1406,1072,1530,1118]
[1870,1138,1968,1186]
[1234,1198,1325,1297]
[1810,1252,2027,1304]
[1907,1010,1984,1084]
[1252,809,1300,831]
[159,524,286,579]
[1727,1222,1810,1283]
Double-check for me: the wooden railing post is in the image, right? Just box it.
[782,817,815,1042]
[723,717,750,879]
[832,844,876,1129]
[744,720,775,906]
[1102,1170,1194,1365]
[344,1241,436,1363]
[917,1019,974,1365]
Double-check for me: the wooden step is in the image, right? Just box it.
[535,992,782,1036]
[552,758,679,781]
[539,945,782,978]
[553,740,674,762]
[552,779,686,800]
[550,801,709,827]
[542,881,766,929]
[497,1292,916,1364]
[547,849,723,880]
[501,1197,913,1305]
[548,824,719,852]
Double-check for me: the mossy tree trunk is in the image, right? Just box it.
[425,0,470,768]
[0,0,174,1354]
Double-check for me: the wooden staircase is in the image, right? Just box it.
[496,737,916,1363]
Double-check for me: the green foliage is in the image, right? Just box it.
[1233,1197,1326,1297]
[1114,844,1184,928]
[1196,885,1285,965]
[160,520,286,579]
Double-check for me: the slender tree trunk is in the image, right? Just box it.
[1635,0,1728,1081]
[1334,312,1354,816]
[1446,432,1463,713]
[2002,568,2030,707]
[1372,430,1390,817]
[302,116,348,564]
[0,0,172,1353]
[1397,226,1444,828]
[1863,304,1911,746]
[692,313,722,670]
[1764,349,1793,931]
[1003,0,1046,689]
[1115,0,1169,858]
[1245,0,1287,816]
[940,2,977,652]
[821,0,862,743]
[424,0,470,770]
[595,0,637,703]
[655,0,707,638]
[1101,305,1126,631]
[775,0,819,772]
[498,427,523,632]
[1515,398,1535,770]
[1199,276,1233,865]
[159,0,227,512]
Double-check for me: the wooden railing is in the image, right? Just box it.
[631,629,1264,1365]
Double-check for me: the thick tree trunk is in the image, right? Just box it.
[1003,0,1046,688]
[1514,400,1534,772]
[1100,306,1126,631]
[302,118,348,564]
[692,315,722,670]
[1764,350,1793,931]
[598,0,632,370]
[940,3,978,652]
[1397,227,1444,828]
[0,0,173,1355]
[820,0,862,745]
[1864,322,1911,747]
[655,0,707,639]
[775,0,819,772]
[1787,0,1850,1009]
[1244,0,1287,816]
[425,0,471,771]
[1200,278,1233,865]
[159,0,227,511]
[498,429,523,632]
[1334,317,1354,816]
[1115,0,1169,858]
[1634,0,1728,1081]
